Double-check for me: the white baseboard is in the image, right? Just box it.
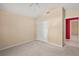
[0,40,35,51]
[47,42,63,48]
[0,39,63,51]
[37,40,63,48]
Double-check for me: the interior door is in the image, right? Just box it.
[37,21,48,42]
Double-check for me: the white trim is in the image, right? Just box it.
[37,40,63,48]
[46,42,63,48]
[78,19,79,46]
[0,39,63,51]
[0,40,35,51]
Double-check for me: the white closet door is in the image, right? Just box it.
[37,21,48,42]
[43,21,48,42]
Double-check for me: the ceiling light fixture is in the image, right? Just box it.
[29,3,40,8]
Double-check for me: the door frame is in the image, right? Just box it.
[65,17,79,41]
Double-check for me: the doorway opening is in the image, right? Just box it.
[65,17,79,47]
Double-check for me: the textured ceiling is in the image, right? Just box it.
[0,3,79,17]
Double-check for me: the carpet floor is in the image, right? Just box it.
[0,40,79,56]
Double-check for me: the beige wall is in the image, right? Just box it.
[0,10,36,50]
[36,7,64,47]
[48,7,64,47]
[66,10,79,17]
